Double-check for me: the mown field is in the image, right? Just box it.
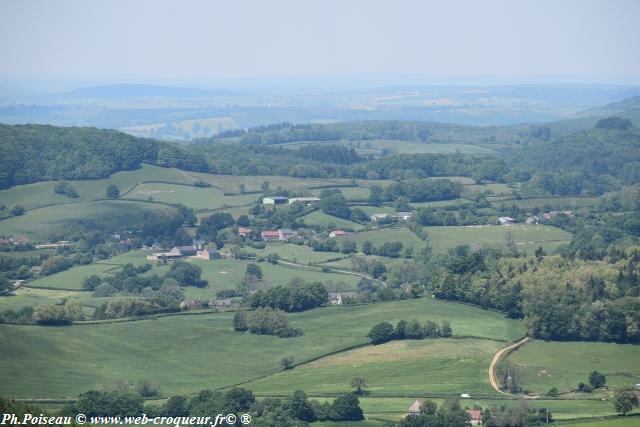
[506,340,640,395]
[249,338,501,397]
[0,297,525,398]
[423,224,572,254]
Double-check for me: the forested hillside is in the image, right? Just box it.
[510,123,640,195]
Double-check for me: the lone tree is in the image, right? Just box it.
[588,371,606,389]
[350,377,367,395]
[613,386,639,415]
[281,356,294,370]
[106,184,120,199]
[232,311,248,331]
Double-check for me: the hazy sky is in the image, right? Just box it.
[1,0,639,87]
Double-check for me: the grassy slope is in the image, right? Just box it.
[0,200,174,241]
[123,182,259,209]
[249,338,501,396]
[507,340,640,394]
[0,298,524,398]
[424,224,572,254]
[350,227,425,253]
[300,211,364,230]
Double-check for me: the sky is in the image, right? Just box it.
[1,0,639,88]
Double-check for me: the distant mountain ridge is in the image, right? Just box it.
[57,83,239,99]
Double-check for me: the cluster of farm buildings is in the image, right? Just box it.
[498,210,573,226]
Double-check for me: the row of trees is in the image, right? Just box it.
[368,319,452,344]
[250,280,328,312]
[233,307,303,338]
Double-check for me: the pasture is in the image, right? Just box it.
[251,243,349,264]
[27,262,120,290]
[299,210,364,230]
[311,186,371,201]
[123,182,258,209]
[350,396,634,421]
[274,139,498,156]
[248,338,501,396]
[0,164,199,211]
[492,196,601,211]
[0,200,175,241]
[423,224,572,254]
[506,340,640,395]
[0,297,525,398]
[350,227,426,253]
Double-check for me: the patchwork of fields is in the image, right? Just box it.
[0,298,525,398]
[3,152,633,426]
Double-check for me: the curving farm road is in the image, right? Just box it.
[488,336,530,394]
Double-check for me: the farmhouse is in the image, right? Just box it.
[370,213,390,222]
[146,248,182,261]
[261,230,280,241]
[263,196,289,205]
[408,399,424,416]
[393,211,413,221]
[29,265,42,275]
[209,299,233,308]
[199,248,222,260]
[289,196,320,204]
[328,292,356,305]
[466,409,483,425]
[174,245,198,256]
[329,230,349,238]
[9,236,29,245]
[238,227,252,237]
[525,215,540,224]
[498,216,515,225]
[278,228,296,241]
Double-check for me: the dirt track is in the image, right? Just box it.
[488,336,530,394]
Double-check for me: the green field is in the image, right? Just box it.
[350,227,426,253]
[251,243,349,264]
[123,182,259,209]
[0,200,175,241]
[463,183,517,196]
[0,164,198,211]
[27,262,121,290]
[492,196,601,211]
[424,224,572,254]
[350,396,635,421]
[311,186,371,201]
[274,139,498,156]
[565,417,640,427]
[300,210,364,230]
[351,205,397,215]
[0,298,524,398]
[249,338,501,396]
[506,340,640,395]
[410,198,474,209]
